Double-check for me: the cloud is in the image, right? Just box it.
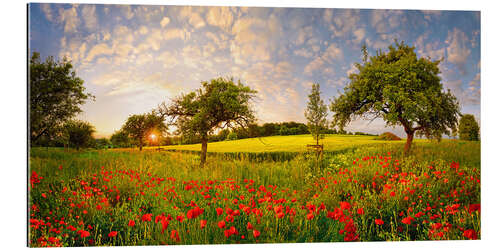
[446,28,471,74]
[164,28,188,40]
[178,7,206,29]
[86,43,113,62]
[80,5,98,31]
[40,3,54,22]
[371,9,405,34]
[206,7,234,31]
[58,6,80,33]
[304,43,343,75]
[160,17,170,28]
[353,28,366,44]
[230,17,282,64]
[324,9,361,38]
[294,47,313,58]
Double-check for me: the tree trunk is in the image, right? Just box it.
[200,136,208,167]
[404,130,414,155]
[139,139,143,151]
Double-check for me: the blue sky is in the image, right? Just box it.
[28,3,480,138]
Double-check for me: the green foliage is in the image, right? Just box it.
[458,114,480,141]
[159,77,257,166]
[305,83,329,145]
[29,52,94,145]
[110,130,131,148]
[330,41,460,153]
[63,120,96,150]
[226,132,238,141]
[121,111,167,150]
[95,138,112,149]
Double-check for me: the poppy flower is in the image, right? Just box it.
[306,213,314,220]
[200,220,207,229]
[402,216,414,225]
[463,229,478,240]
[216,208,223,216]
[253,229,261,238]
[108,231,117,237]
[141,213,152,222]
[247,222,254,230]
[340,202,351,210]
[357,208,364,215]
[218,220,226,229]
[375,219,384,225]
[170,230,180,242]
[128,220,135,227]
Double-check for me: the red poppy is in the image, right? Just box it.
[463,229,478,240]
[340,201,351,210]
[276,212,285,219]
[218,220,226,229]
[141,213,152,222]
[356,208,364,215]
[216,208,223,216]
[253,229,261,238]
[247,222,254,230]
[306,213,314,220]
[170,230,180,242]
[402,216,414,225]
[78,230,90,238]
[128,220,135,227]
[108,231,117,237]
[200,219,207,229]
[375,219,384,225]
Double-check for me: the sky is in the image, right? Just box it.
[28,3,480,138]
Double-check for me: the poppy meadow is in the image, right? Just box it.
[28,140,480,247]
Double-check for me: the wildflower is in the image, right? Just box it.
[216,208,223,216]
[253,229,261,238]
[356,208,365,215]
[128,220,135,227]
[375,219,384,225]
[200,220,207,229]
[402,216,414,225]
[108,231,117,237]
[247,222,254,230]
[171,230,180,242]
[463,229,478,240]
[340,201,351,210]
[218,220,226,229]
[141,213,152,222]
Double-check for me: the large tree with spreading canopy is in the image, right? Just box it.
[159,77,257,167]
[330,41,461,153]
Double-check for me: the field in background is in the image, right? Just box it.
[153,134,427,153]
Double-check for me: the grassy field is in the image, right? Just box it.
[28,137,480,247]
[154,134,426,153]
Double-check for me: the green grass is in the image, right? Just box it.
[155,134,428,153]
[28,138,480,247]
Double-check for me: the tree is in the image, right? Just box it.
[305,83,328,145]
[458,114,480,141]
[29,52,94,145]
[63,120,95,150]
[122,111,167,151]
[159,77,257,167]
[110,130,131,148]
[330,41,460,154]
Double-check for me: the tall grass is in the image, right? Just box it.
[28,139,480,246]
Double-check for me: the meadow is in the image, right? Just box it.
[28,135,480,247]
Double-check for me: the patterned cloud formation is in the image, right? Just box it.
[29,4,480,138]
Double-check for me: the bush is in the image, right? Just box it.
[375,132,401,141]
[226,132,238,141]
